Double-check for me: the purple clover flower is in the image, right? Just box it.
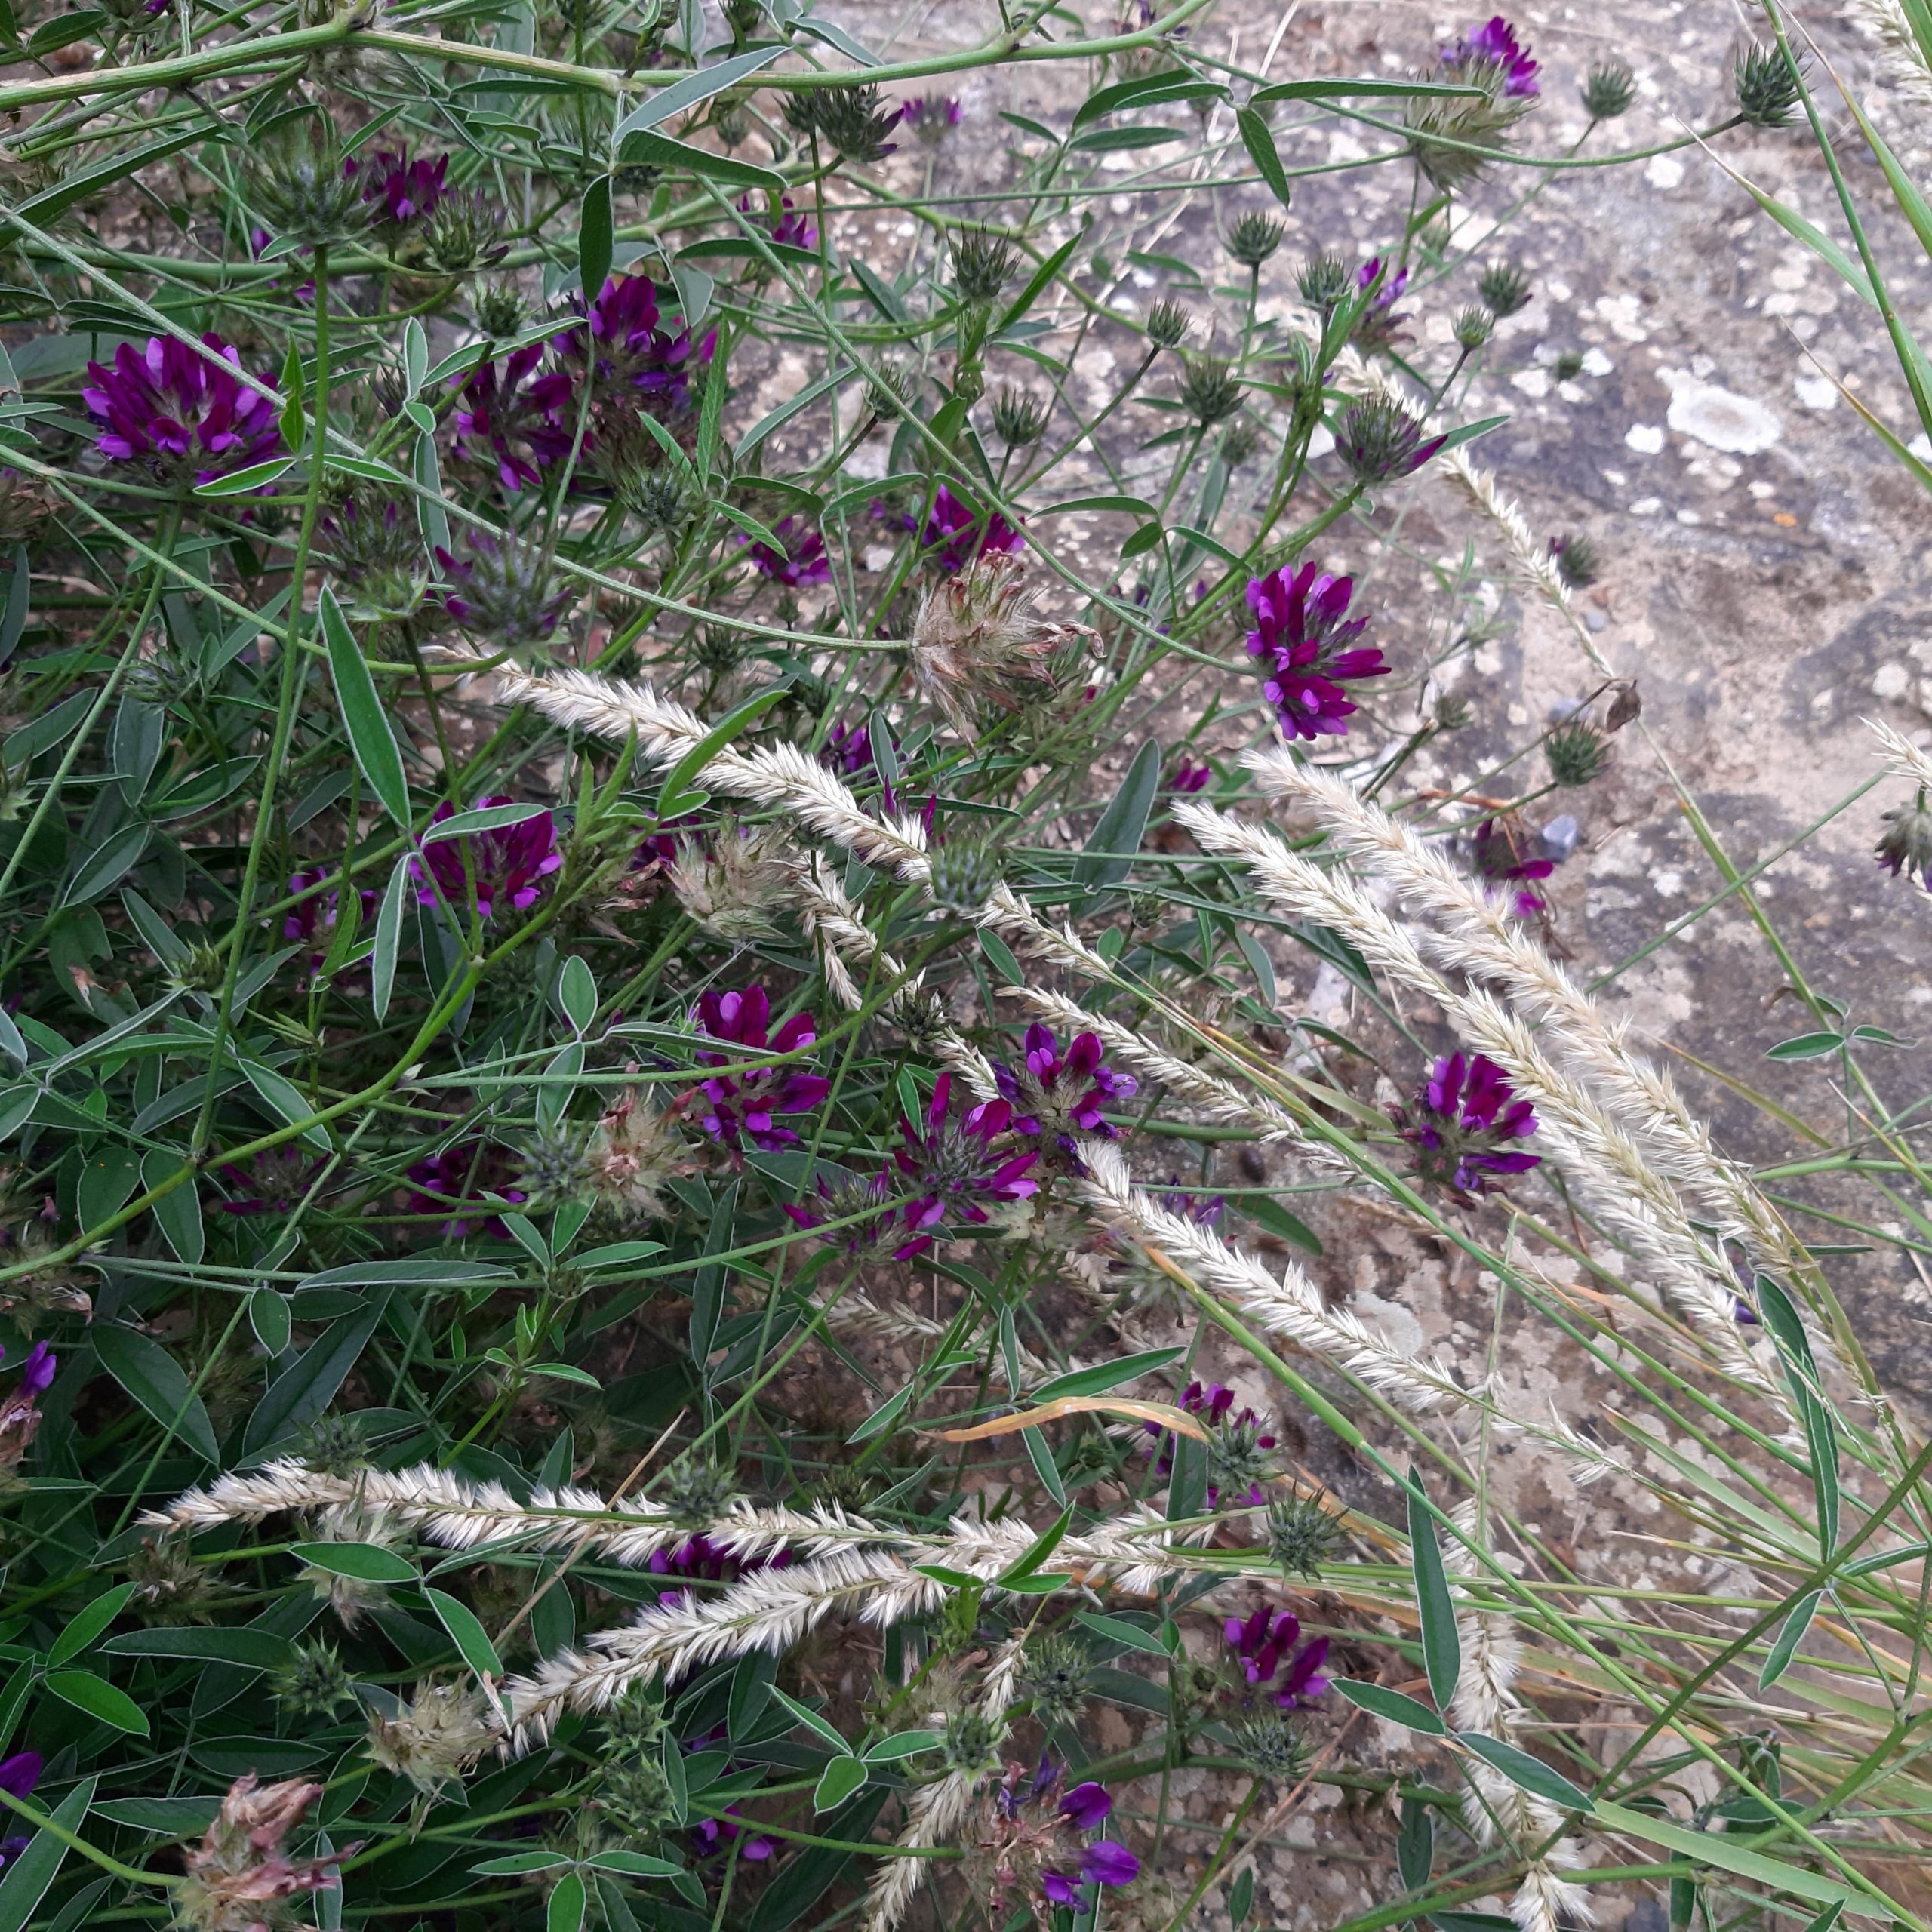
[1042,1841,1140,1907]
[689,985,832,1157]
[284,868,377,959]
[745,517,831,587]
[993,1023,1138,1158]
[11,1345,54,1400]
[893,1072,1038,1244]
[565,273,714,408]
[785,1171,931,1262]
[921,484,1024,574]
[411,797,563,921]
[0,1752,40,1871]
[1058,1782,1112,1831]
[452,344,577,492]
[351,146,448,229]
[403,1140,528,1239]
[1472,817,1556,916]
[1245,562,1389,743]
[904,96,964,143]
[1353,257,1413,352]
[1392,1051,1541,1200]
[1168,757,1212,793]
[738,193,819,251]
[691,1807,774,1862]
[1444,15,1540,95]
[1223,1606,1331,1707]
[82,334,284,487]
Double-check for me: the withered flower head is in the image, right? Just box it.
[909,552,1091,739]
[177,1775,350,1932]
[365,1681,502,1796]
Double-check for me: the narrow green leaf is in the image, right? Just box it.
[1074,739,1161,892]
[101,1627,294,1668]
[47,1582,136,1667]
[473,1852,572,1875]
[321,585,410,826]
[427,1587,504,1679]
[549,1871,586,1932]
[770,1686,849,1754]
[372,854,408,1024]
[291,1541,418,1583]
[615,48,786,137]
[45,1668,149,1736]
[193,457,296,498]
[615,127,783,189]
[997,1506,1073,1584]
[1330,1678,1446,1734]
[1766,1031,1843,1061]
[1758,1588,1823,1690]
[814,1756,869,1813]
[1407,1475,1461,1712]
[0,1776,97,1932]
[1075,1611,1173,1655]
[1236,106,1293,208]
[579,174,613,308]
[142,1148,203,1264]
[1459,1733,1592,1812]
[92,1324,219,1465]
[1031,1348,1186,1402]
[979,928,1024,984]
[657,687,786,819]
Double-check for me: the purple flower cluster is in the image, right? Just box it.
[993,1763,1139,1912]
[1393,1051,1541,1200]
[1472,817,1555,916]
[453,344,577,493]
[83,334,284,486]
[692,1810,774,1862]
[1444,15,1540,95]
[565,271,715,408]
[5,1343,54,1401]
[904,96,964,143]
[746,517,831,587]
[739,193,819,251]
[351,146,448,229]
[0,1752,41,1871]
[1145,1380,1276,1503]
[1245,563,1389,742]
[994,1023,1138,1156]
[451,275,714,493]
[1224,1605,1331,1706]
[403,1140,528,1239]
[923,483,1023,574]
[689,985,831,1157]
[285,867,377,961]
[1353,257,1413,352]
[412,798,563,921]
[894,1073,1038,1242]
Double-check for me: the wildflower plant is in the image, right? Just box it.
[0,11,1924,1932]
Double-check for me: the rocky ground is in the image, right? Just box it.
[769,2,1932,1925]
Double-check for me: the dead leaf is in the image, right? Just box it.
[926,1395,1211,1444]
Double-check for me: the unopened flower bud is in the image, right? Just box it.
[1476,263,1532,318]
[1146,298,1192,349]
[1453,305,1494,350]
[1735,44,1803,128]
[1546,719,1610,787]
[1581,60,1636,119]
[1226,211,1284,269]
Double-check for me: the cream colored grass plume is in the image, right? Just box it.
[1075,1139,1468,1411]
[439,651,933,881]
[1172,796,1780,1395]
